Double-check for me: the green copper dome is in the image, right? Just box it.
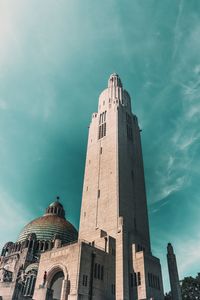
[17,200,78,244]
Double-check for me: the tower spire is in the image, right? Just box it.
[167,243,182,300]
[108,73,123,88]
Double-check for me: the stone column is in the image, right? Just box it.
[61,279,69,300]
[115,219,129,300]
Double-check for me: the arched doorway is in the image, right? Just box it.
[46,265,69,300]
[49,271,64,300]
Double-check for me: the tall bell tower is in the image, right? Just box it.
[167,243,182,300]
[79,74,164,300]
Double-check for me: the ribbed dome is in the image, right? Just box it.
[17,200,78,244]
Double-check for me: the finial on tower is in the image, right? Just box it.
[167,242,174,255]
[108,73,123,88]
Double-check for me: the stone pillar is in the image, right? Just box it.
[167,243,182,300]
[115,219,129,300]
[54,239,62,249]
[61,279,69,300]
[34,286,50,300]
[24,277,30,296]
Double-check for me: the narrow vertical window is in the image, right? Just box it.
[98,111,107,139]
[137,272,141,286]
[97,264,101,279]
[101,124,103,138]
[134,272,137,286]
[103,123,106,136]
[126,112,133,141]
[101,266,104,280]
[82,274,88,286]
[98,125,101,139]
[94,263,97,278]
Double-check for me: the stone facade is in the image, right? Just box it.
[0,74,164,300]
[33,238,116,300]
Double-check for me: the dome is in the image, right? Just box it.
[17,199,78,244]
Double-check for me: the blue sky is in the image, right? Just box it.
[0,0,200,292]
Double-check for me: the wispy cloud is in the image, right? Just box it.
[146,18,200,204]
[177,237,200,276]
[172,0,184,58]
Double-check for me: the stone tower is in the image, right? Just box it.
[167,243,182,300]
[79,73,164,300]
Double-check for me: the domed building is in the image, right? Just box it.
[0,198,78,300]
[17,200,77,245]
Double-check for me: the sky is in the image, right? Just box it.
[0,0,200,293]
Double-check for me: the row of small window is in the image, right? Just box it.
[47,206,61,215]
[98,111,133,141]
[82,264,104,287]
[94,263,104,280]
[148,273,160,290]
[99,111,107,124]
[2,239,52,256]
[130,272,141,287]
[98,123,106,139]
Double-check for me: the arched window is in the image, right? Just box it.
[41,242,44,251]
[24,270,37,298]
